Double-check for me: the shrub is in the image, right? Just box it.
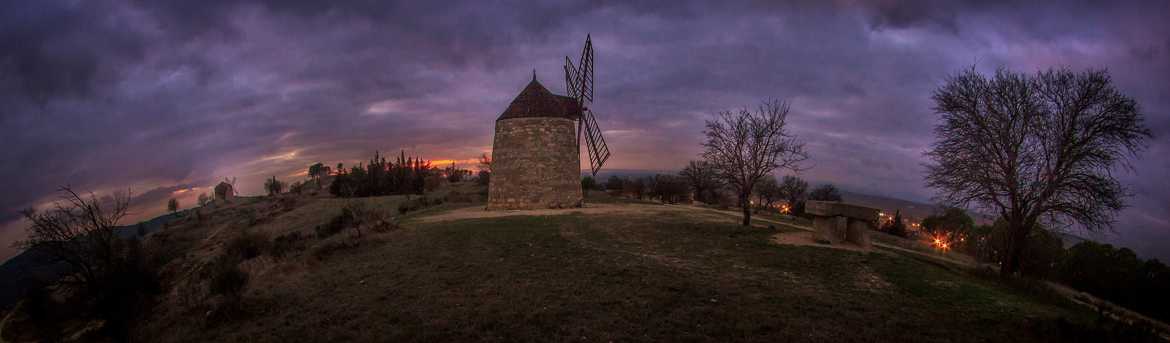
[649,174,689,204]
[605,175,624,191]
[341,199,400,236]
[315,212,351,239]
[310,239,353,261]
[208,255,248,299]
[289,181,307,195]
[225,232,269,261]
[882,210,909,238]
[264,176,284,196]
[424,174,444,192]
[476,170,491,186]
[444,190,475,203]
[397,196,441,215]
[581,176,597,191]
[444,163,469,183]
[270,231,307,259]
[275,196,297,212]
[240,208,260,227]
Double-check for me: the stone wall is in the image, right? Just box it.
[806,201,879,248]
[488,117,582,210]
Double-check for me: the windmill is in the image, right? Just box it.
[564,35,611,176]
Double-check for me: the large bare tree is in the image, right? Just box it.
[926,68,1150,276]
[703,99,808,226]
[15,186,132,293]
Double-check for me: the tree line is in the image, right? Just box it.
[330,150,441,197]
[917,206,1169,323]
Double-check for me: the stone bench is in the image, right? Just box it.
[805,201,879,248]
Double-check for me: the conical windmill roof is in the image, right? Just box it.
[498,77,582,121]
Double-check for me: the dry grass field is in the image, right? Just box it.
[123,184,1159,342]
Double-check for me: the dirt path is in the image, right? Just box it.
[412,202,696,223]
[770,230,881,254]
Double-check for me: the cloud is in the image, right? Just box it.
[2,0,1169,261]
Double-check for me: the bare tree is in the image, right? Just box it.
[777,175,809,214]
[477,153,492,186]
[754,176,783,212]
[308,163,324,186]
[167,198,179,214]
[808,184,842,202]
[264,176,284,196]
[702,99,808,226]
[926,67,1150,276]
[679,160,722,204]
[15,186,131,293]
[478,153,492,173]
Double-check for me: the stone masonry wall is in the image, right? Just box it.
[488,117,582,210]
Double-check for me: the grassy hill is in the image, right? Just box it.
[3,183,1162,342]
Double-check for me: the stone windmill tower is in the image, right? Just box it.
[488,36,611,210]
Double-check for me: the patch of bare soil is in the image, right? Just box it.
[769,231,878,254]
[413,202,691,223]
[855,265,894,292]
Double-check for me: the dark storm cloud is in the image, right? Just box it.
[0,1,148,103]
[2,0,1169,262]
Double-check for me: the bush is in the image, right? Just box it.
[310,239,354,261]
[289,181,307,195]
[270,231,307,259]
[581,176,597,191]
[315,212,351,239]
[343,201,395,237]
[964,220,1064,278]
[274,196,297,212]
[476,170,490,186]
[605,175,624,191]
[649,174,689,204]
[1055,241,1170,323]
[444,190,475,203]
[398,196,440,214]
[240,208,260,227]
[424,174,444,192]
[208,255,248,300]
[264,176,284,196]
[882,210,909,238]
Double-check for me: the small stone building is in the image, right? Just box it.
[487,76,583,210]
[805,201,880,248]
[213,181,235,202]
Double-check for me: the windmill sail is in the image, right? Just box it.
[564,35,608,176]
[581,109,610,175]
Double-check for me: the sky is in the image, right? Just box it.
[2,0,1168,263]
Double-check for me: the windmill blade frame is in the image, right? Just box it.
[564,35,608,176]
[581,109,610,175]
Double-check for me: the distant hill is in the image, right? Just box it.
[839,191,939,220]
[0,210,184,309]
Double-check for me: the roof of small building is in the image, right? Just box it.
[498,77,582,121]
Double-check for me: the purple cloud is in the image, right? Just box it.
[2,0,1168,262]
